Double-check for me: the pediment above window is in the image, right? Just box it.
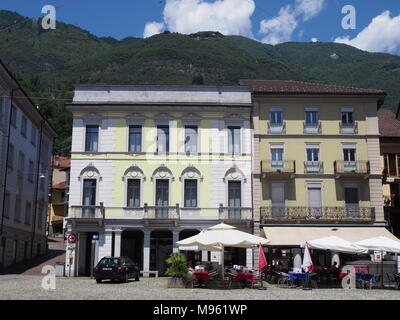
[151,165,174,181]
[122,165,145,181]
[224,114,247,126]
[223,166,246,182]
[180,166,203,182]
[125,113,147,125]
[78,163,102,181]
[82,113,103,125]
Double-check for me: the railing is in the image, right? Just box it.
[340,122,358,134]
[260,206,375,222]
[144,204,180,220]
[304,161,324,173]
[262,160,295,174]
[219,206,252,221]
[268,122,286,134]
[303,122,321,134]
[334,161,370,174]
[69,205,105,219]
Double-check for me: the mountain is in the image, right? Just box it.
[0,10,399,155]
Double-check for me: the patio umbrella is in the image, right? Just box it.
[258,244,268,272]
[354,236,400,287]
[302,243,314,273]
[176,223,269,279]
[305,236,369,254]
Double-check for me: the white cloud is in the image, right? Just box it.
[334,11,400,54]
[143,0,255,38]
[311,37,318,42]
[143,21,165,38]
[259,0,325,45]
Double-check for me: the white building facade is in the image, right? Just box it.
[65,85,254,276]
[0,61,56,269]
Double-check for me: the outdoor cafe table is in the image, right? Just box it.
[235,271,256,284]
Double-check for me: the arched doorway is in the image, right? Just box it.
[150,230,173,276]
[121,230,144,269]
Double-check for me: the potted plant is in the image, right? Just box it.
[165,253,194,288]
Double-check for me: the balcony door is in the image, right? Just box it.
[308,183,322,218]
[228,181,241,219]
[345,186,359,218]
[156,180,169,219]
[271,183,285,218]
[343,146,357,172]
[82,179,96,217]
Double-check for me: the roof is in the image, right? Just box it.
[378,108,400,137]
[240,79,387,96]
[52,156,71,169]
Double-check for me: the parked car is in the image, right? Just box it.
[94,256,140,283]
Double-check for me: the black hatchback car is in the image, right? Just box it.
[94,256,140,283]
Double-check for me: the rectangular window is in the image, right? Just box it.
[343,148,356,162]
[24,202,32,225]
[129,125,142,152]
[387,154,398,177]
[18,152,25,173]
[184,126,198,153]
[341,111,354,124]
[157,126,169,153]
[28,160,34,182]
[4,192,10,218]
[127,179,141,207]
[15,198,21,222]
[82,179,97,206]
[228,181,241,219]
[11,105,17,127]
[85,125,99,152]
[31,125,37,146]
[184,179,198,208]
[21,116,27,138]
[270,110,283,125]
[306,148,320,162]
[228,126,241,153]
[305,111,318,125]
[7,144,14,169]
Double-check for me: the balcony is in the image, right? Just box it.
[304,161,324,174]
[334,161,370,178]
[144,205,180,220]
[268,122,286,134]
[261,160,295,178]
[219,206,252,222]
[340,122,358,134]
[260,206,375,224]
[68,205,105,225]
[303,122,321,134]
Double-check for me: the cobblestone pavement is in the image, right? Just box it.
[0,275,399,300]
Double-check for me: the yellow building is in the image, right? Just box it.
[378,108,400,238]
[48,156,70,236]
[242,79,396,268]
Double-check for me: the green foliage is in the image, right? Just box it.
[1,10,399,156]
[165,253,189,279]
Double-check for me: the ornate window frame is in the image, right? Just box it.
[224,114,246,154]
[180,166,203,208]
[154,114,174,154]
[125,113,146,153]
[82,113,103,153]
[151,165,174,206]
[78,163,101,206]
[223,166,246,207]
[122,165,145,208]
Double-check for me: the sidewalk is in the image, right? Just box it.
[0,237,65,275]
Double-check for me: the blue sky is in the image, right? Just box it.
[1,0,399,54]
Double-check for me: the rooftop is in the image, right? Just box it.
[378,108,400,137]
[240,79,386,96]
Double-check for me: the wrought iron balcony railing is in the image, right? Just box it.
[304,161,324,174]
[334,161,370,175]
[69,205,105,219]
[262,160,296,175]
[340,122,358,134]
[219,206,252,221]
[303,121,321,134]
[260,206,375,223]
[268,122,286,134]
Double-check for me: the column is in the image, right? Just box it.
[246,248,253,269]
[331,251,340,266]
[77,233,87,276]
[172,230,179,253]
[293,248,302,269]
[143,230,151,274]
[114,230,122,257]
[201,251,208,263]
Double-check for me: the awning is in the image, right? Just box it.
[262,226,400,247]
